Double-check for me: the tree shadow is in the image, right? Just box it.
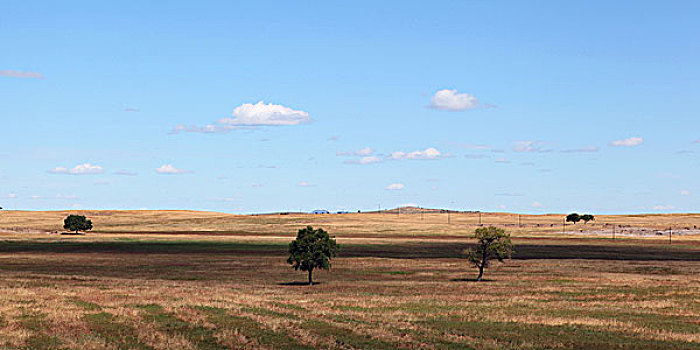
[451,278,495,282]
[278,281,323,286]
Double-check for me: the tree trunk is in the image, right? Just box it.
[308,268,313,286]
[476,265,484,281]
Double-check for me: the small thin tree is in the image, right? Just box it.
[63,215,93,235]
[464,226,514,281]
[287,226,339,285]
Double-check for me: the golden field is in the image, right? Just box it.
[0,210,698,349]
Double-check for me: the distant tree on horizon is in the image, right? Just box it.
[287,226,339,285]
[464,226,514,281]
[566,213,581,224]
[63,215,93,235]
[581,214,595,224]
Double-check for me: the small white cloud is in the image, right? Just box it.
[220,101,312,126]
[124,107,140,112]
[7,193,17,199]
[532,201,544,208]
[49,163,104,175]
[389,147,443,160]
[495,158,509,163]
[297,181,315,187]
[430,89,479,111]
[681,190,690,196]
[156,164,192,174]
[337,147,374,157]
[498,204,507,209]
[386,183,405,190]
[611,137,644,147]
[1,70,44,79]
[359,156,382,164]
[513,141,551,153]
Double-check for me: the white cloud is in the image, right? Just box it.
[386,183,405,190]
[337,147,374,157]
[611,137,644,147]
[49,163,104,175]
[495,158,509,163]
[532,201,544,208]
[220,101,312,126]
[1,70,44,79]
[155,164,192,174]
[430,89,479,111]
[359,156,382,164]
[124,107,140,112]
[297,181,315,187]
[681,190,690,196]
[513,141,551,153]
[389,147,443,160]
[7,193,17,199]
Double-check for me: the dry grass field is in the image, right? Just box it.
[0,210,698,349]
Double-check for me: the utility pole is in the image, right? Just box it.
[562,217,565,234]
[669,226,672,245]
[612,224,615,240]
[518,214,521,228]
[478,212,482,226]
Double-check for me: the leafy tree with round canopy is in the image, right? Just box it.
[464,226,514,281]
[581,214,595,224]
[287,226,339,285]
[566,213,581,224]
[63,215,93,235]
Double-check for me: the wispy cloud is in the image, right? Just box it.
[114,170,138,176]
[513,141,551,153]
[611,137,643,147]
[168,124,254,135]
[681,190,690,196]
[386,183,405,190]
[48,163,104,175]
[1,70,44,79]
[651,204,675,211]
[297,181,315,187]
[123,107,140,112]
[389,147,444,160]
[532,201,544,208]
[155,164,192,174]
[430,89,479,111]
[337,147,374,157]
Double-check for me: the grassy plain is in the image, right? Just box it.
[0,210,698,349]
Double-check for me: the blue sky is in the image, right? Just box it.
[1,1,698,214]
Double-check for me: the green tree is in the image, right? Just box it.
[581,214,595,224]
[566,213,581,224]
[464,226,514,281]
[287,226,339,285]
[63,215,93,235]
